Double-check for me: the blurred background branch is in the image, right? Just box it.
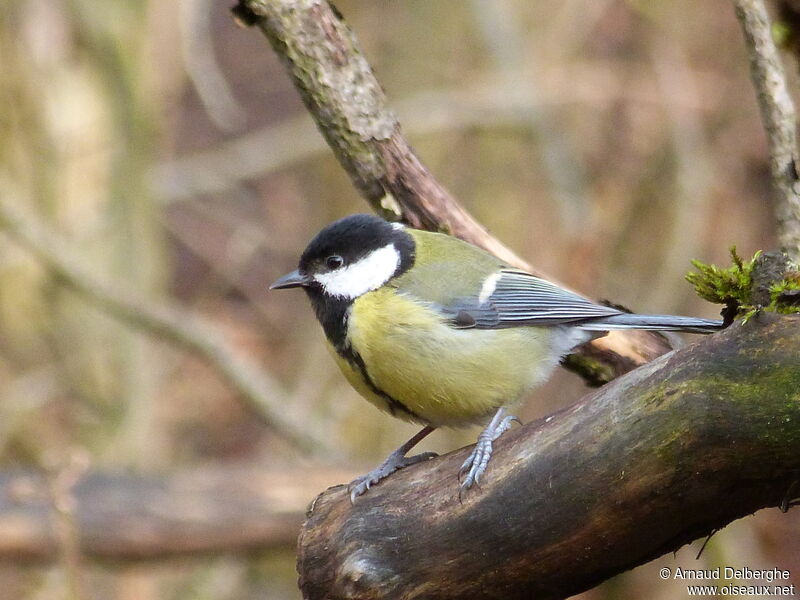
[179,0,247,132]
[0,466,355,561]
[734,0,800,262]
[467,0,590,232]
[0,192,331,455]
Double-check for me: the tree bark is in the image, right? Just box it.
[297,314,800,600]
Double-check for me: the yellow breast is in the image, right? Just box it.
[339,288,556,427]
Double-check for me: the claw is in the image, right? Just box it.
[458,408,519,498]
[349,451,437,503]
[347,426,437,503]
[494,415,520,439]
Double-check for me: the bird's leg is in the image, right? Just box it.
[459,407,520,496]
[348,425,437,502]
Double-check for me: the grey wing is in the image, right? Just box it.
[439,269,622,329]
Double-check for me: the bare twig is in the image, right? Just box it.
[0,194,331,455]
[179,0,247,131]
[734,0,800,262]
[44,451,90,600]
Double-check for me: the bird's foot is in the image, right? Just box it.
[459,411,520,498]
[349,449,438,503]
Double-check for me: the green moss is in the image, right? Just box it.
[561,354,616,387]
[647,366,800,463]
[770,275,800,314]
[685,247,757,307]
[773,21,793,49]
[436,222,453,236]
[686,247,800,318]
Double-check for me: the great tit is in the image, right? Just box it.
[271,214,722,501]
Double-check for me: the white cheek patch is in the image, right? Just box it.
[314,244,401,299]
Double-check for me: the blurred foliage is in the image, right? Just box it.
[0,0,799,598]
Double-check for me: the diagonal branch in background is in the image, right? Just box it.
[0,196,332,455]
[233,0,679,383]
[734,0,800,262]
[234,0,526,269]
[297,314,800,600]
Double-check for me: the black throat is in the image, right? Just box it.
[305,287,351,354]
[297,216,419,420]
[300,216,416,354]
[304,286,420,420]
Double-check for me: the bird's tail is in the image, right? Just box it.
[578,313,724,334]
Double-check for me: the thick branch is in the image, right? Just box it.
[0,466,355,562]
[734,0,800,261]
[297,314,800,600]
[235,0,676,380]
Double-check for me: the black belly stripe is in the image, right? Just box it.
[305,287,423,421]
[347,350,423,421]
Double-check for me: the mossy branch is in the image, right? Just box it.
[687,247,800,321]
[297,314,800,600]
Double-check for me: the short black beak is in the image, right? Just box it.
[270,269,310,290]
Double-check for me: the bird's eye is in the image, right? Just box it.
[326,255,344,270]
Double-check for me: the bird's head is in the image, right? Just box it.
[270,214,415,301]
